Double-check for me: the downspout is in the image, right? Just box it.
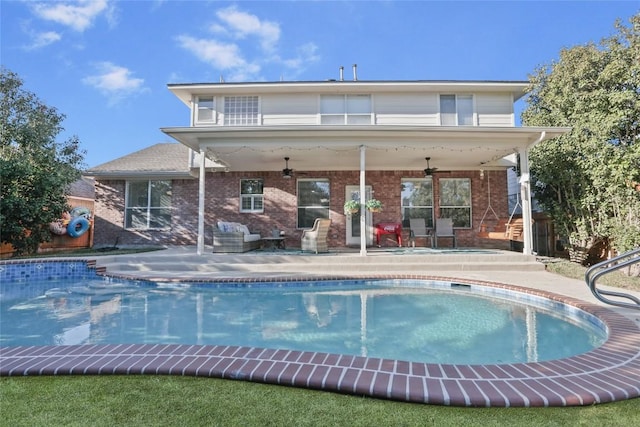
[196,149,206,255]
[359,145,367,256]
[519,131,545,256]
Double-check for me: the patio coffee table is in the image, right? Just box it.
[262,237,286,250]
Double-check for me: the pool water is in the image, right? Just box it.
[0,278,606,365]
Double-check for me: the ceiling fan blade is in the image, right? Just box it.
[424,157,437,176]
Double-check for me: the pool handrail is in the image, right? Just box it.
[585,247,640,310]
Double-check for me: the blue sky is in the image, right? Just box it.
[2,1,638,168]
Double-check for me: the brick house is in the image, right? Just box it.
[86,75,569,255]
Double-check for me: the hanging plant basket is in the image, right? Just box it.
[344,200,360,215]
[365,199,383,213]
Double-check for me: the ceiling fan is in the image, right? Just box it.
[282,157,293,179]
[423,157,438,177]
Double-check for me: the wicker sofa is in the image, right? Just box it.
[213,221,262,253]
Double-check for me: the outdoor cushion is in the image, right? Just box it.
[236,224,251,235]
[218,221,251,235]
[217,221,261,243]
[244,234,262,242]
[217,221,233,232]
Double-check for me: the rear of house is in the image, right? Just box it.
[86,76,569,253]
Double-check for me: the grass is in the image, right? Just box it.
[543,258,640,291]
[2,248,639,425]
[2,376,639,427]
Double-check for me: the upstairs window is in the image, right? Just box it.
[125,180,172,229]
[401,178,434,228]
[440,94,474,126]
[196,96,215,123]
[439,178,471,228]
[320,95,371,124]
[224,96,259,126]
[240,179,264,213]
[297,179,330,228]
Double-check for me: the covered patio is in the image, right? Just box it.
[162,125,569,256]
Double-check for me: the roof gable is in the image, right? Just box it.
[86,143,193,179]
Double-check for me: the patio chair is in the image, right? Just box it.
[434,218,457,248]
[408,218,431,247]
[301,218,331,253]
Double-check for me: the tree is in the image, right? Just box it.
[522,14,640,264]
[1,68,85,255]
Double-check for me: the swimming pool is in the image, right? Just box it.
[1,259,639,407]
[0,275,606,365]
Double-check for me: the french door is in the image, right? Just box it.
[345,185,373,246]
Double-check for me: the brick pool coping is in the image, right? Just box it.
[1,265,639,407]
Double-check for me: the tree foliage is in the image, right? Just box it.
[1,68,85,255]
[522,14,640,263]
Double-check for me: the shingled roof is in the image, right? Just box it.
[67,177,95,199]
[86,143,193,179]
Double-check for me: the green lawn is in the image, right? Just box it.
[2,376,639,427]
[543,257,640,291]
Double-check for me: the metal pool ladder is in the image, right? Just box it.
[585,247,640,310]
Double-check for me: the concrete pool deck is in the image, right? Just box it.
[1,246,639,407]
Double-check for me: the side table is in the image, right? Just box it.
[262,237,286,250]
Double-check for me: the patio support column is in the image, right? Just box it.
[519,149,532,255]
[359,145,367,256]
[519,131,546,256]
[196,149,206,255]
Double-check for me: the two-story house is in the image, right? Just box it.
[86,74,569,255]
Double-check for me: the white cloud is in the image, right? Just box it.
[82,62,146,105]
[176,6,319,81]
[25,30,62,50]
[215,6,280,52]
[32,0,111,32]
[226,65,263,83]
[281,43,321,72]
[176,35,249,70]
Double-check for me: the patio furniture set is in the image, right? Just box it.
[213,219,331,254]
[372,218,457,249]
[407,218,457,248]
[213,218,456,253]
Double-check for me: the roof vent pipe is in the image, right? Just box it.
[339,66,344,81]
[353,64,358,81]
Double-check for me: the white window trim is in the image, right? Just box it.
[319,94,373,125]
[438,94,476,126]
[401,178,434,227]
[195,96,216,125]
[296,178,331,229]
[124,180,172,230]
[438,177,472,228]
[223,95,261,126]
[239,178,264,213]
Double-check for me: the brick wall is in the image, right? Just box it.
[93,169,512,249]
[93,179,200,247]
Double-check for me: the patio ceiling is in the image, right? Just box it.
[161,125,570,173]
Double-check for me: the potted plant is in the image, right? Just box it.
[365,198,383,212]
[344,199,360,215]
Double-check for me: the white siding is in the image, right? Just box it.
[476,93,513,127]
[374,94,439,125]
[261,94,317,125]
[202,91,518,127]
